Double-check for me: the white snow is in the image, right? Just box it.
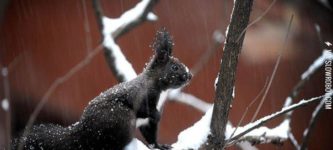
[1,99,9,111]
[315,23,320,33]
[156,90,169,111]
[102,0,154,38]
[213,30,225,43]
[147,12,158,21]
[100,0,158,82]
[283,97,292,108]
[172,107,213,149]
[124,138,150,150]
[301,49,333,79]
[214,74,219,89]
[136,118,149,127]
[232,86,235,98]
[325,41,332,46]
[103,36,137,81]
[1,68,8,76]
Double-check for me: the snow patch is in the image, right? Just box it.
[213,30,225,43]
[1,68,8,76]
[325,41,332,47]
[124,138,149,150]
[1,99,9,111]
[103,36,137,81]
[314,23,320,33]
[232,86,235,98]
[172,106,213,149]
[147,12,158,21]
[136,118,149,127]
[301,49,333,79]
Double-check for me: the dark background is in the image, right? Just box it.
[0,0,332,149]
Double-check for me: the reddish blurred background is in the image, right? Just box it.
[0,0,332,149]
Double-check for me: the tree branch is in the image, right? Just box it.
[206,0,254,149]
[251,14,294,122]
[92,0,158,82]
[299,94,327,150]
[288,132,300,150]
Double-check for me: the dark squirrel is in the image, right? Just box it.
[12,28,192,150]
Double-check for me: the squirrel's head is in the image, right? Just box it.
[146,28,192,90]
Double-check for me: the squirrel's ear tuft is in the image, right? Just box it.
[151,28,173,63]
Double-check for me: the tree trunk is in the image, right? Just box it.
[203,0,253,149]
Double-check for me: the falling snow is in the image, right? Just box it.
[1,99,9,111]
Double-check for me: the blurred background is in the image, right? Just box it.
[0,0,332,149]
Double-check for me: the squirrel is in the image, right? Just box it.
[12,28,192,150]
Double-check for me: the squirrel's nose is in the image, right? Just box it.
[181,73,192,81]
[188,73,192,80]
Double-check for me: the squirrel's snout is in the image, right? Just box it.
[180,73,192,82]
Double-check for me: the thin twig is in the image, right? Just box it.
[299,94,327,150]
[226,78,269,143]
[236,0,278,42]
[81,0,93,54]
[190,30,224,76]
[18,44,103,150]
[288,132,300,150]
[251,14,294,122]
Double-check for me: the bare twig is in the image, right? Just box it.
[236,0,278,42]
[227,94,330,144]
[206,0,254,149]
[1,66,11,150]
[190,30,224,76]
[18,44,103,150]
[288,132,300,150]
[81,0,93,54]
[299,93,328,150]
[226,78,269,145]
[251,14,294,122]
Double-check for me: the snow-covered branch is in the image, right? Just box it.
[299,92,329,150]
[301,45,333,80]
[227,94,330,144]
[170,93,330,149]
[168,89,212,113]
[93,0,158,82]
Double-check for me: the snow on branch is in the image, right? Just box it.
[227,94,331,144]
[102,0,158,39]
[301,44,333,79]
[172,107,213,149]
[299,92,330,150]
[93,0,158,82]
[170,93,330,149]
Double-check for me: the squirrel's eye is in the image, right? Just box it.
[171,65,179,71]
